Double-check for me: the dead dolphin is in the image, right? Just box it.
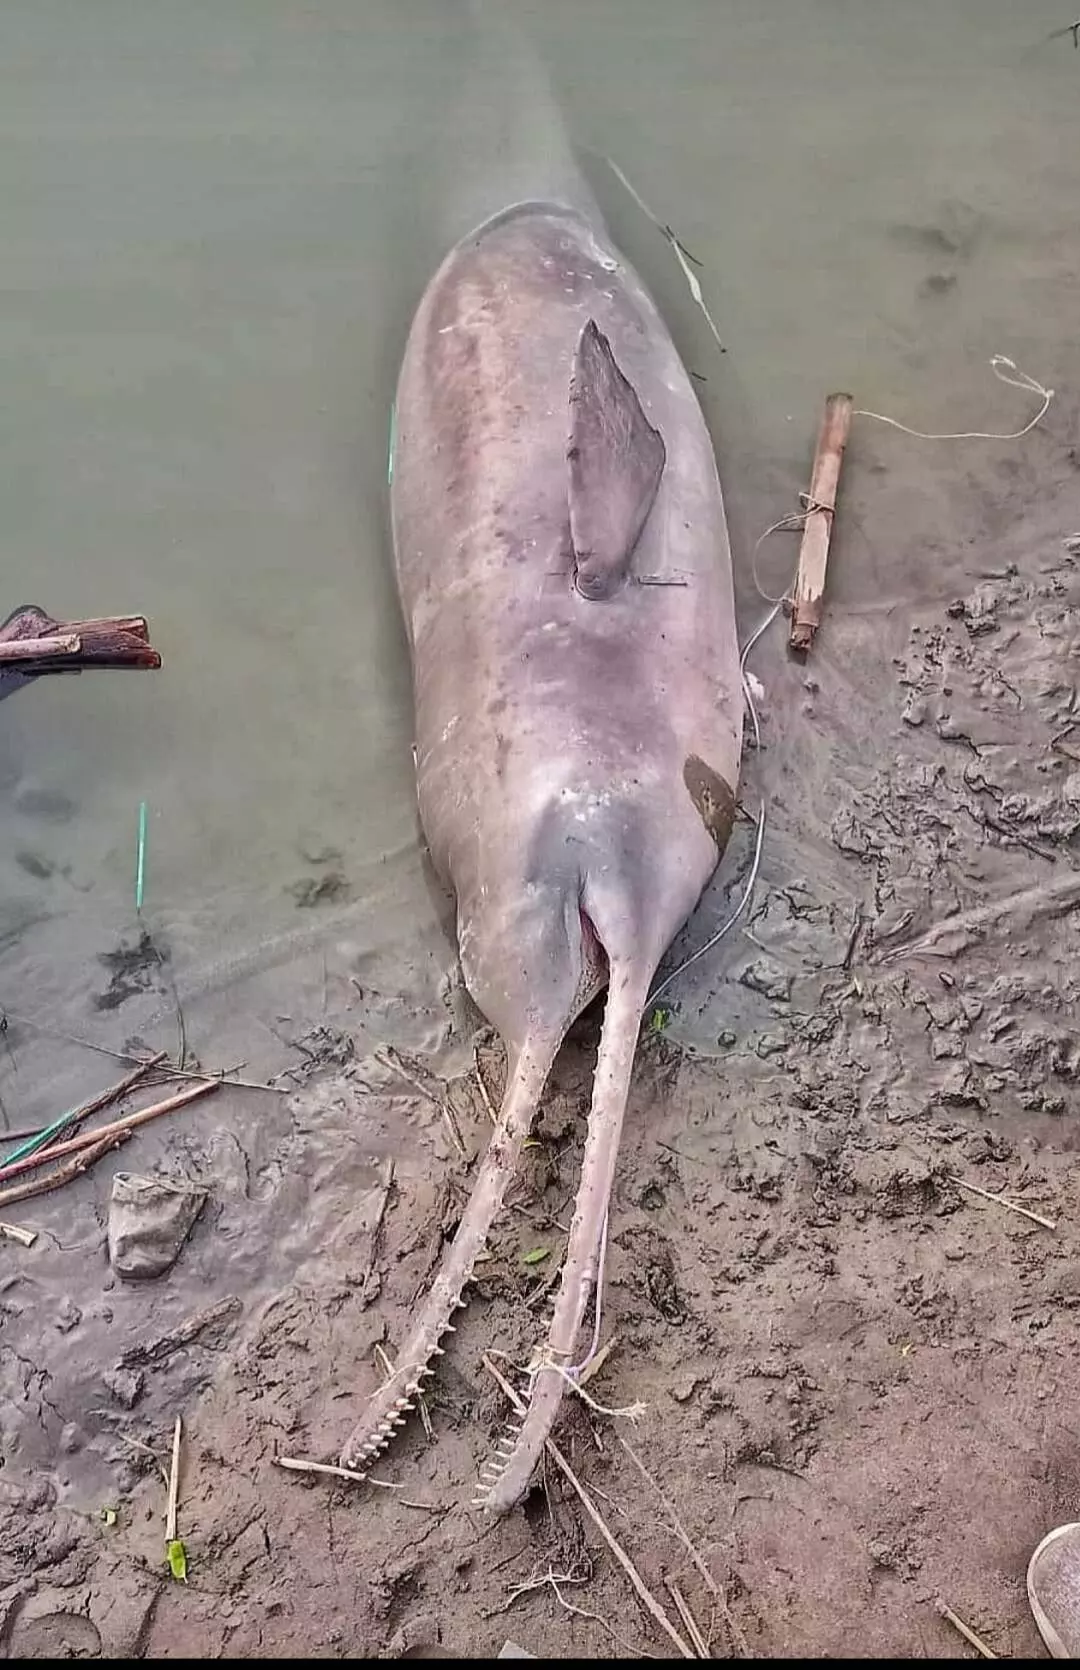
[341,199,742,1511]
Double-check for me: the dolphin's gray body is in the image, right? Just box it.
[341,199,742,1510]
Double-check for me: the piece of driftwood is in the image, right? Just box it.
[788,393,853,655]
[0,604,161,696]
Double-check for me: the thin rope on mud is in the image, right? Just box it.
[855,356,1053,442]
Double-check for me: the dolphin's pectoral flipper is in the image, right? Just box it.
[567,319,666,601]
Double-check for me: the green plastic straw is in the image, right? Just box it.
[1,1107,77,1170]
[135,800,148,914]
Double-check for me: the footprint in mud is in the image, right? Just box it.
[12,778,78,823]
[15,849,56,880]
[94,929,167,1012]
[621,1224,688,1324]
[918,271,958,299]
[6,1610,102,1659]
[890,198,983,260]
[287,870,350,908]
[287,840,350,908]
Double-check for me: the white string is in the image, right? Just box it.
[536,1356,647,1421]
[855,356,1053,442]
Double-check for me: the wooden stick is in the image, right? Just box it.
[789,392,853,654]
[0,1050,167,1176]
[620,1433,751,1657]
[0,634,80,663]
[65,614,150,641]
[482,1354,695,1660]
[665,1577,710,1658]
[937,1600,997,1659]
[0,1079,217,1203]
[951,1175,1056,1232]
[275,1456,400,1488]
[0,1129,131,1211]
[165,1415,183,1542]
[0,1220,37,1247]
[0,605,161,674]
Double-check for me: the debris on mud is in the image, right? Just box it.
[93,930,167,1013]
[107,1172,208,1280]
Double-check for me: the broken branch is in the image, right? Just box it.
[0,1220,37,1247]
[0,1049,167,1172]
[0,1129,131,1212]
[0,605,161,677]
[0,1075,220,1209]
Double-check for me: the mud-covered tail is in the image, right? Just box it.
[339,1040,560,1472]
[475,959,653,1513]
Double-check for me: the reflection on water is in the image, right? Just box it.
[2,0,1079,1103]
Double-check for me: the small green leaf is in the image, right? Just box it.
[649,1007,671,1033]
[522,1246,549,1266]
[166,1538,188,1582]
[100,1506,118,1528]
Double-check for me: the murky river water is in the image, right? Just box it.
[2,0,1079,1123]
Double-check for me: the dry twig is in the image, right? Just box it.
[474,1056,498,1124]
[937,1599,998,1659]
[0,1078,218,1205]
[620,1433,751,1657]
[665,1577,710,1658]
[121,1297,240,1369]
[0,1051,166,1182]
[0,1220,36,1247]
[482,1355,695,1659]
[951,1175,1056,1232]
[0,1129,129,1212]
[360,1159,395,1301]
[0,1011,282,1091]
[115,1433,169,1489]
[275,1455,401,1489]
[375,1045,467,1161]
[166,1416,183,1542]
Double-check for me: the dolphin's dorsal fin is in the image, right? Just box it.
[567,319,666,600]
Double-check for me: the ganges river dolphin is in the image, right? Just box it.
[340,187,742,1512]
